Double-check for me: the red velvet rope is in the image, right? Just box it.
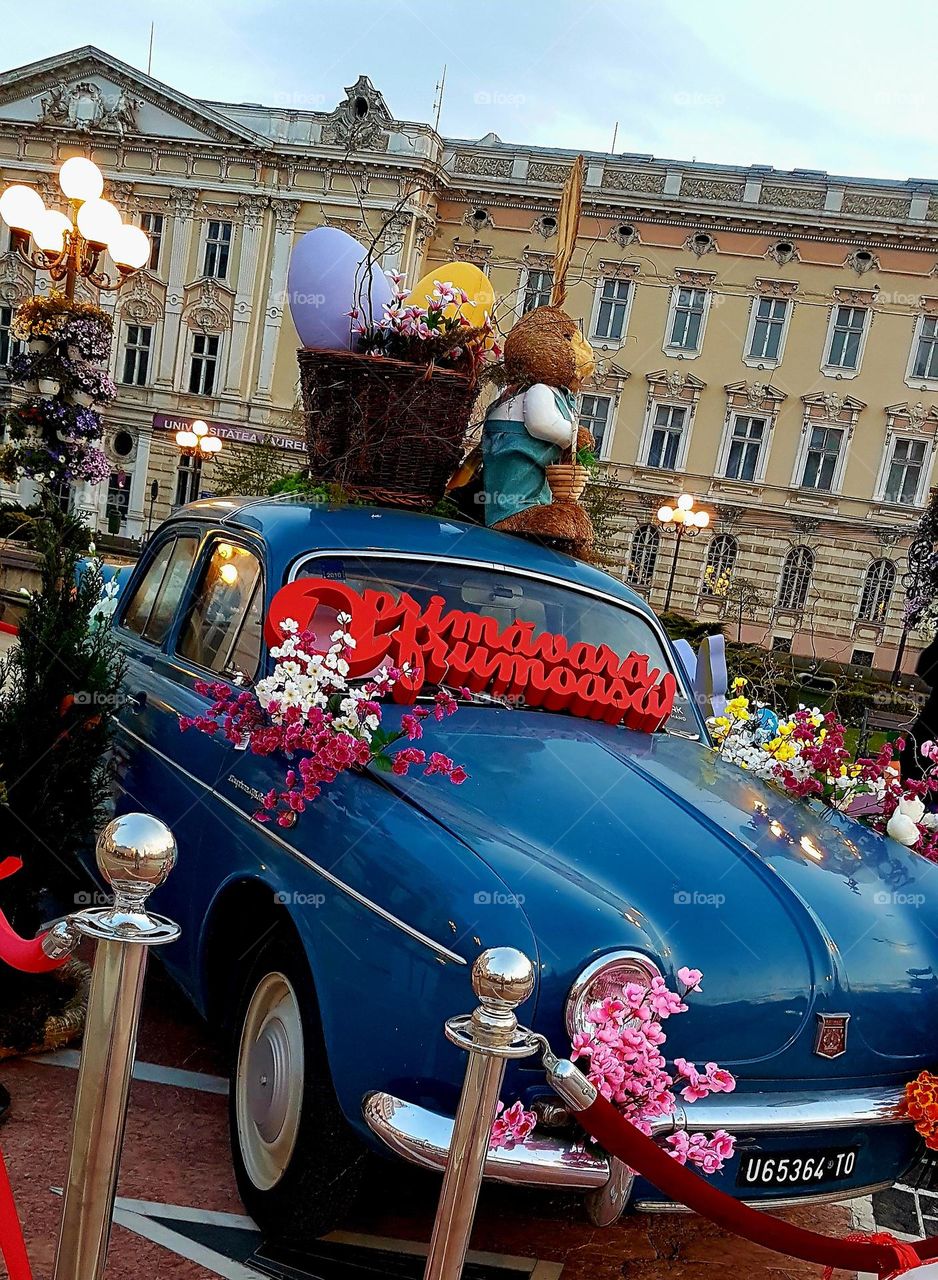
[573,1091,938,1277]
[0,859,68,975]
[0,1149,32,1280]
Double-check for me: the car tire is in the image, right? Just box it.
[228,931,367,1241]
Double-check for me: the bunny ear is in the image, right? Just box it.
[550,154,585,310]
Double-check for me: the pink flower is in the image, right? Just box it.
[490,1100,537,1148]
[704,1063,736,1094]
[677,966,703,992]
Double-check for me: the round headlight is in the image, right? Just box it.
[565,951,662,1038]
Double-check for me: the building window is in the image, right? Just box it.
[777,546,814,611]
[665,287,708,353]
[724,414,767,482]
[203,220,232,279]
[883,437,927,504]
[645,404,687,470]
[626,524,659,588]
[703,533,738,592]
[0,305,20,366]
[140,212,164,272]
[858,558,896,623]
[175,453,203,507]
[522,268,553,314]
[106,472,131,529]
[593,277,632,342]
[824,305,868,371]
[746,297,789,363]
[121,324,153,386]
[799,425,845,491]
[851,648,874,668]
[579,394,613,457]
[771,635,793,653]
[910,315,938,382]
[188,333,220,395]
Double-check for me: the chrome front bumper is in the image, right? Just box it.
[363,1085,910,1213]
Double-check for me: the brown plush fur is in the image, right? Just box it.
[503,307,580,391]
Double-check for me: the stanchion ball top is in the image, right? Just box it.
[471,948,535,1007]
[96,813,177,892]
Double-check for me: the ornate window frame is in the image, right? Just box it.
[716,382,786,486]
[661,270,715,360]
[637,371,706,473]
[792,393,865,495]
[588,261,639,349]
[820,288,875,380]
[904,298,938,391]
[742,280,798,370]
[873,402,938,506]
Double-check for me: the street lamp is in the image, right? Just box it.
[656,492,712,613]
[174,419,223,458]
[0,156,150,300]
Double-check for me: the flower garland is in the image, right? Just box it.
[904,1071,938,1150]
[492,967,737,1177]
[180,616,467,825]
[710,680,938,862]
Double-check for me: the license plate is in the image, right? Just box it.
[736,1146,859,1189]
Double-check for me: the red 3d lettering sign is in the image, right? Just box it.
[265,577,677,734]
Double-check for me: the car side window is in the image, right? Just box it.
[121,535,199,646]
[177,541,263,682]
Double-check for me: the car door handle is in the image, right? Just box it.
[125,691,147,714]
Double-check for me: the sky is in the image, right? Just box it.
[4,0,938,182]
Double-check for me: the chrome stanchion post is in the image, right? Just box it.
[52,813,180,1280]
[423,947,537,1280]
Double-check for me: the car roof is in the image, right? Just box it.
[173,496,655,616]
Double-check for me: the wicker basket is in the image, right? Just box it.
[298,348,480,508]
[547,462,588,502]
[0,958,91,1061]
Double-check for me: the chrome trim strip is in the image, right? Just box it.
[673,1085,908,1134]
[633,1179,895,1214]
[112,720,467,966]
[288,548,696,709]
[363,1092,610,1190]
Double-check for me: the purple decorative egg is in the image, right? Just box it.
[287,227,392,350]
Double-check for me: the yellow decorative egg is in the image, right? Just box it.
[404,261,495,330]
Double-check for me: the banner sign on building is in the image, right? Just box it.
[152,413,306,453]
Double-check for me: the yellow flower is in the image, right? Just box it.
[778,722,794,737]
[725,696,750,720]
[732,677,747,690]
[775,742,796,762]
[818,728,827,742]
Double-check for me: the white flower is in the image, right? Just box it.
[886,799,923,846]
[896,794,925,824]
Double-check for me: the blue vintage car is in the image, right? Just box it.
[101,496,937,1240]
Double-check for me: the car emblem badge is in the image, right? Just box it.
[814,1013,850,1059]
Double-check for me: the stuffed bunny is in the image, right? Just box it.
[481,306,596,553]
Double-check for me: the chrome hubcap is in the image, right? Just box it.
[236,970,304,1191]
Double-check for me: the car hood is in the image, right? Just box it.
[385,707,938,1075]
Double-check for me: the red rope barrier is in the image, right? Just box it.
[0,858,68,974]
[0,1149,31,1280]
[573,1090,937,1277]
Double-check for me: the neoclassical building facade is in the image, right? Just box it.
[1,45,937,671]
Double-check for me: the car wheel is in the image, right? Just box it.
[228,932,367,1241]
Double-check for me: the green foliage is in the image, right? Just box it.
[0,497,123,924]
[210,442,295,498]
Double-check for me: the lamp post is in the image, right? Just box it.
[0,157,150,301]
[894,532,932,680]
[175,418,222,506]
[656,492,712,613]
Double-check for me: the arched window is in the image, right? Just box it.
[858,558,896,622]
[703,533,738,593]
[627,524,659,588]
[777,546,814,610]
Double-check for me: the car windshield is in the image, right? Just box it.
[294,554,697,736]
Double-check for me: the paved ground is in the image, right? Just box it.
[0,964,896,1280]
